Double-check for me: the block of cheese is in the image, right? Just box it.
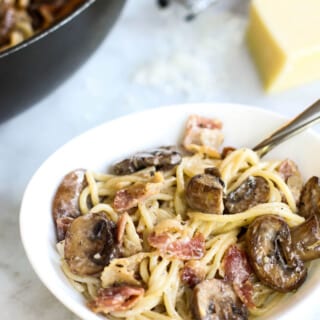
[246,0,320,92]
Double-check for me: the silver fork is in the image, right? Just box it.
[253,99,320,157]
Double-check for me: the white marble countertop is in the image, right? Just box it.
[1,0,320,319]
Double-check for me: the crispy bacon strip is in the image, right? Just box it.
[181,260,206,287]
[223,244,255,308]
[224,245,252,284]
[113,182,161,213]
[116,213,128,244]
[88,285,144,314]
[182,114,224,158]
[148,232,205,260]
[221,146,236,159]
[233,280,255,309]
[55,216,74,242]
[277,159,303,203]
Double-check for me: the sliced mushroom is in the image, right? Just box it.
[298,176,320,219]
[64,212,119,276]
[204,167,222,179]
[291,215,320,262]
[225,176,270,214]
[112,146,182,175]
[192,279,248,320]
[52,169,87,241]
[186,167,224,214]
[246,215,307,292]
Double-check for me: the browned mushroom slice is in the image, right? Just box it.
[291,215,320,262]
[192,279,248,320]
[64,212,119,276]
[52,169,87,241]
[225,176,270,214]
[186,167,224,214]
[246,215,307,292]
[204,167,223,179]
[298,176,320,219]
[112,146,182,175]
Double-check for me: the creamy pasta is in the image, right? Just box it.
[52,115,320,320]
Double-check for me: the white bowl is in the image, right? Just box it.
[20,103,320,320]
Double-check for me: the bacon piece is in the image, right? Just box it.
[113,181,161,213]
[55,216,74,242]
[148,232,205,260]
[278,159,299,181]
[223,245,252,284]
[181,260,206,287]
[88,285,144,314]
[221,146,236,159]
[233,280,255,309]
[182,114,224,158]
[116,213,143,257]
[277,159,303,203]
[116,213,128,244]
[223,244,255,308]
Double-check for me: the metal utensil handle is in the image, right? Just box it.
[253,99,320,157]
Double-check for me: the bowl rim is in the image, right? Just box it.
[19,102,320,320]
[0,0,96,59]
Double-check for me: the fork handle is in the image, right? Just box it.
[253,99,320,157]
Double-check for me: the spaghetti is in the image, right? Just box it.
[53,115,318,320]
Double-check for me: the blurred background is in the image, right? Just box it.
[1,0,320,319]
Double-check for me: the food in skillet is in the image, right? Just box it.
[53,114,320,319]
[0,0,85,51]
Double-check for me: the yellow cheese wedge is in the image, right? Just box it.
[247,0,320,92]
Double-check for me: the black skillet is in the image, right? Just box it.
[0,0,126,123]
